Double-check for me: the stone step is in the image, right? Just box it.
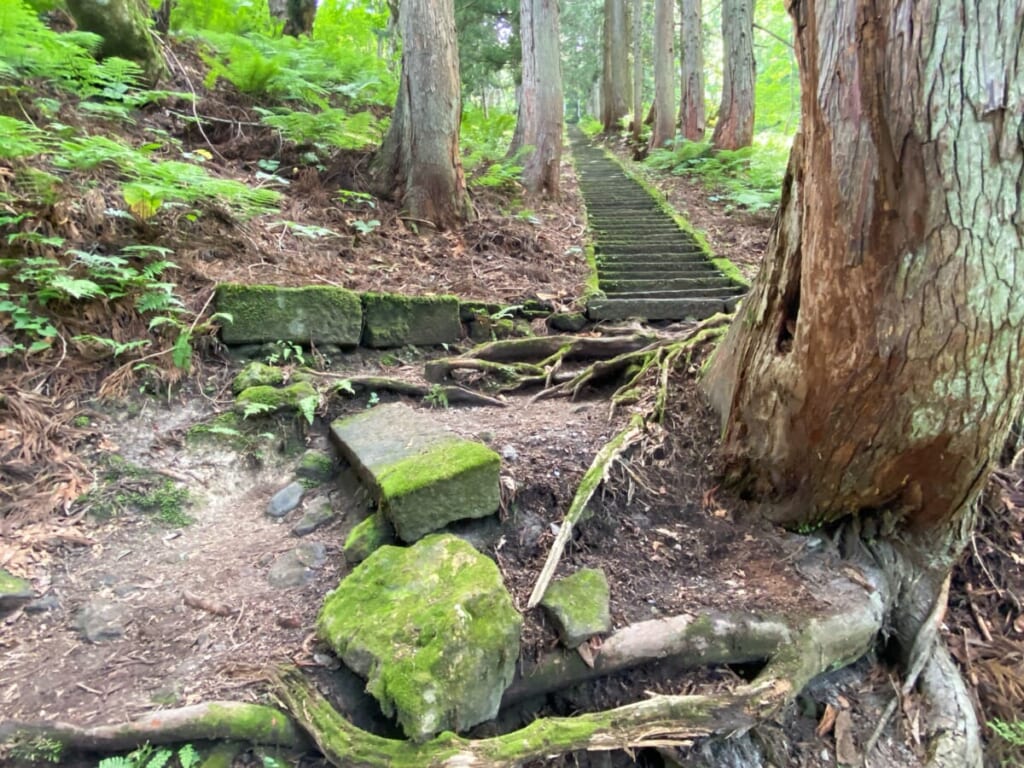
[600,276,736,292]
[590,223,684,233]
[601,286,745,300]
[587,295,743,321]
[597,266,722,280]
[596,243,703,256]
[330,403,501,543]
[596,252,709,264]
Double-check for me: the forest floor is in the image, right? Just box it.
[2,48,1024,768]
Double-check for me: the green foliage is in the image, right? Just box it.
[990,719,1024,766]
[8,735,63,763]
[97,743,200,768]
[171,0,280,35]
[79,455,193,526]
[264,340,307,367]
[423,384,449,410]
[0,116,50,159]
[257,106,380,150]
[461,108,527,190]
[645,134,790,213]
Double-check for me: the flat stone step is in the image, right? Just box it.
[598,266,722,280]
[586,295,743,321]
[330,403,501,543]
[596,243,704,256]
[596,252,710,265]
[600,276,736,291]
[602,286,746,300]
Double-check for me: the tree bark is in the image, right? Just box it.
[601,0,632,132]
[709,0,754,150]
[631,0,643,142]
[677,0,704,140]
[704,0,1024,571]
[512,0,564,197]
[371,0,473,229]
[648,0,675,149]
[65,0,166,85]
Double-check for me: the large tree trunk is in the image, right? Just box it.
[677,0,704,140]
[512,0,564,197]
[709,0,754,150]
[65,0,166,85]
[601,0,631,132]
[704,0,1024,622]
[371,0,473,229]
[648,0,675,149]
[631,0,643,142]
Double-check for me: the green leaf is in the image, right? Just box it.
[177,744,201,768]
[298,394,318,425]
[49,275,104,299]
[172,332,193,371]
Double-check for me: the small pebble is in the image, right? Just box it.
[501,445,518,462]
[267,481,304,518]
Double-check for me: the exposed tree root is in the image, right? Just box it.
[0,702,309,753]
[325,375,508,407]
[527,413,646,607]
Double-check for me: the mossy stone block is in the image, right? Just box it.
[216,284,362,346]
[317,534,522,741]
[232,362,285,394]
[0,568,32,611]
[330,404,500,542]
[361,293,461,348]
[235,381,318,414]
[296,449,336,483]
[539,568,611,648]
[343,512,395,564]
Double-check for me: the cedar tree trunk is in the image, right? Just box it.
[631,0,643,142]
[512,0,564,197]
[704,0,1024,635]
[371,0,473,229]
[677,0,704,140]
[65,0,166,85]
[601,0,631,132]
[648,0,675,149]
[710,0,754,149]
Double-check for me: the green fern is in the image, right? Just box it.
[0,117,51,159]
[257,107,379,150]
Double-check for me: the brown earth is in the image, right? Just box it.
[1,53,1022,766]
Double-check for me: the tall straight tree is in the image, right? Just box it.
[631,0,642,142]
[677,0,704,140]
[510,0,564,196]
[710,0,754,149]
[371,0,473,229]
[647,0,675,149]
[600,0,631,132]
[65,0,166,84]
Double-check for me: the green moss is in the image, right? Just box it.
[583,243,603,300]
[378,440,498,499]
[216,284,362,346]
[296,450,335,483]
[540,568,611,647]
[76,454,192,526]
[0,568,31,599]
[361,292,462,348]
[232,362,285,394]
[343,512,395,564]
[235,381,318,415]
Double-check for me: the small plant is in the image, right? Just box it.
[264,340,307,367]
[989,718,1024,763]
[337,189,377,209]
[8,734,63,763]
[98,742,200,768]
[423,384,449,410]
[366,391,380,408]
[351,218,381,236]
[77,455,192,526]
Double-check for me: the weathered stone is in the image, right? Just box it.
[292,500,336,536]
[295,450,336,483]
[547,312,588,332]
[317,534,522,741]
[235,381,318,415]
[267,481,305,518]
[74,599,128,643]
[343,512,395,564]
[0,569,33,612]
[232,361,285,394]
[267,543,324,588]
[361,293,461,348]
[331,404,501,542]
[539,568,611,648]
[216,284,362,346]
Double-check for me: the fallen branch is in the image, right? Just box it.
[527,413,646,608]
[0,702,309,753]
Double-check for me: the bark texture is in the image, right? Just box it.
[677,0,705,140]
[710,0,754,149]
[601,0,632,131]
[371,0,472,229]
[65,0,166,85]
[514,0,564,197]
[648,0,676,149]
[631,0,643,142]
[704,0,1024,535]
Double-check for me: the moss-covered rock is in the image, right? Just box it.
[317,534,522,741]
[331,404,501,542]
[216,284,362,346]
[295,450,336,483]
[0,568,33,612]
[548,312,588,332]
[539,568,611,648]
[342,512,395,564]
[235,381,318,415]
[361,293,461,348]
[232,362,285,394]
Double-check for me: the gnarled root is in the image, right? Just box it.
[0,702,309,753]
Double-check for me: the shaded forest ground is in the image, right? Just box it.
[1,40,1023,767]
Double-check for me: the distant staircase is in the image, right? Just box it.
[571,132,747,321]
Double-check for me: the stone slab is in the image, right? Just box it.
[540,568,611,648]
[360,293,461,348]
[587,295,742,321]
[330,404,501,542]
[216,284,362,346]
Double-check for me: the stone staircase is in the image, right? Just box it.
[571,132,747,321]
